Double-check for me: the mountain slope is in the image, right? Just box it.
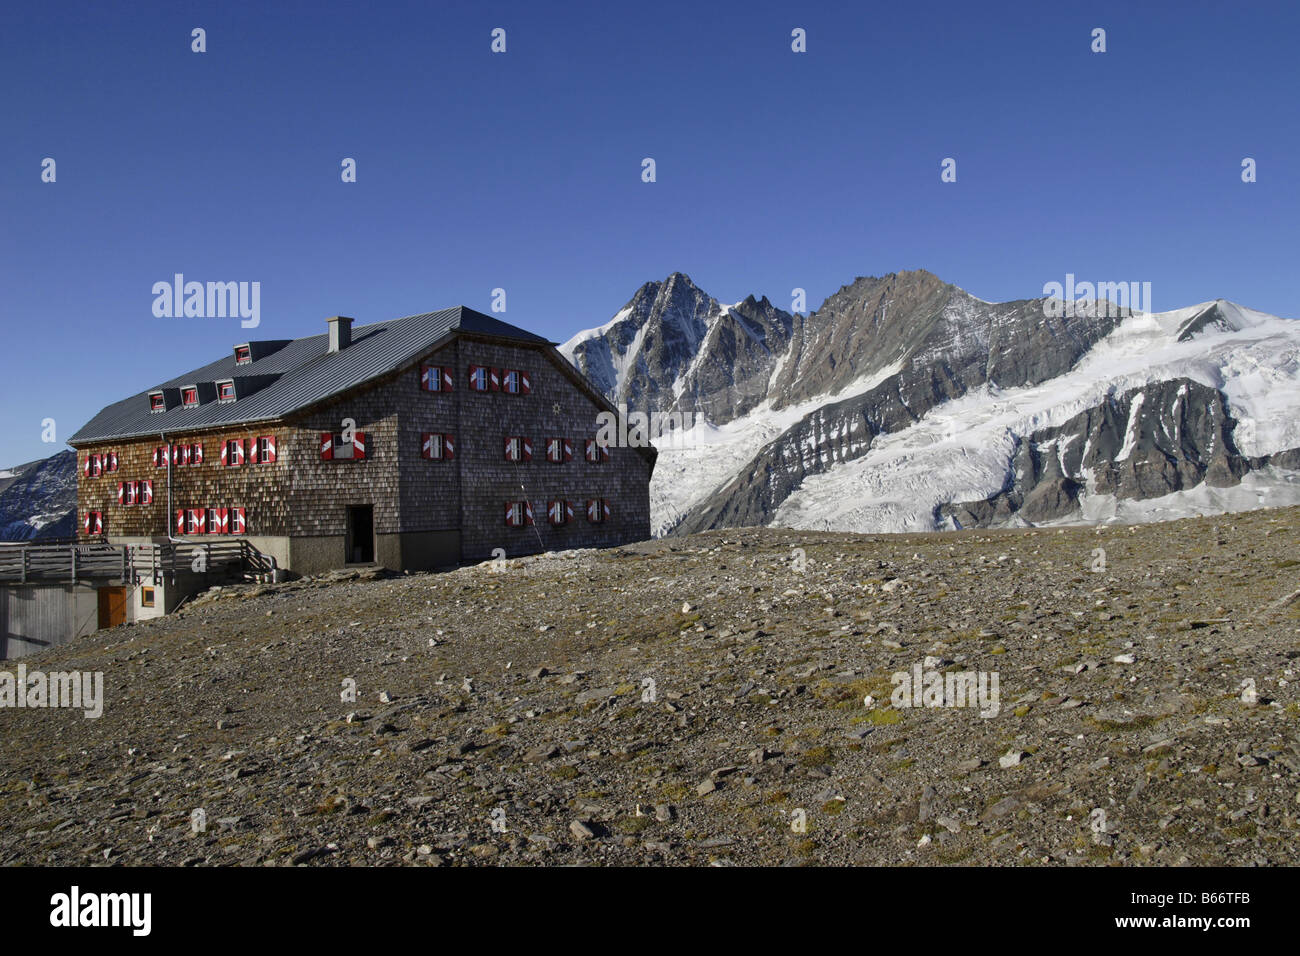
[0,450,77,540]
[562,272,1300,536]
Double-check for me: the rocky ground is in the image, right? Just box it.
[2,507,1299,867]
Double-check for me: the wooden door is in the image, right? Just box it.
[97,586,128,629]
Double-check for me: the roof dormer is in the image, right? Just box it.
[147,387,181,412]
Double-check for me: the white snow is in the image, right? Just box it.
[757,301,1300,534]
[559,307,632,362]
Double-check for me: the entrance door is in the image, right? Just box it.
[345,505,375,563]
[97,587,128,629]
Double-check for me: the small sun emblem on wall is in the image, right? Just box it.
[552,402,562,414]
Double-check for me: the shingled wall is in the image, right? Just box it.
[75,333,653,571]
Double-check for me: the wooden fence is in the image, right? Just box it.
[0,540,274,585]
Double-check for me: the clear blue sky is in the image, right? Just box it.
[2,0,1297,465]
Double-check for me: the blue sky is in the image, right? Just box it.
[2,0,1297,465]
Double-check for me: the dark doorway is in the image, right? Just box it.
[346,505,375,563]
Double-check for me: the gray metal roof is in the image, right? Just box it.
[70,307,554,444]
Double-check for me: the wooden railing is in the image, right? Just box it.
[0,540,275,585]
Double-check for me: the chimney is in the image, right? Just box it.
[327,315,353,352]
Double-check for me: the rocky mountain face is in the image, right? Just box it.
[0,450,76,540]
[561,273,795,425]
[561,273,1300,535]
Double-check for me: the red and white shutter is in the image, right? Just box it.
[585,439,597,462]
[108,452,118,471]
[265,436,276,463]
[175,510,186,535]
[504,502,516,526]
[488,367,501,391]
[441,368,454,391]
[193,509,206,534]
[142,480,153,504]
[600,444,611,462]
[248,438,259,464]
[420,364,434,391]
[442,434,455,460]
[237,440,248,466]
[522,438,532,462]
[504,436,515,460]
[92,512,103,535]
[117,482,124,505]
[563,439,573,462]
[468,365,482,391]
[520,371,531,394]
[220,442,229,466]
[83,456,92,477]
[421,433,435,459]
[602,500,612,521]
[151,447,160,468]
[319,433,334,460]
[352,431,366,460]
[231,507,246,534]
[565,500,575,522]
[217,508,229,533]
[83,511,91,533]
[524,501,534,525]
[192,443,203,465]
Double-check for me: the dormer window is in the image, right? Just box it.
[234,345,252,365]
[181,386,199,407]
[149,392,165,412]
[217,380,236,402]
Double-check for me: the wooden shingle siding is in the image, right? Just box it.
[75,331,652,568]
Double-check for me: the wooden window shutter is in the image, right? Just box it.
[175,510,186,535]
[488,367,501,391]
[442,368,454,391]
[442,434,455,460]
[352,431,367,460]
[319,433,334,460]
[117,482,124,505]
[520,371,531,394]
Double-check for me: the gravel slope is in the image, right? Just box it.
[2,508,1299,866]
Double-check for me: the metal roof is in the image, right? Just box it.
[69,307,555,444]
